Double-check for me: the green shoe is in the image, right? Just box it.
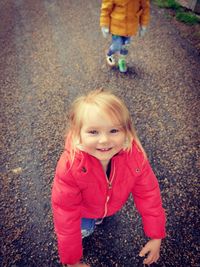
[118,58,127,73]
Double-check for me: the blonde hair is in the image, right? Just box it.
[66,89,146,161]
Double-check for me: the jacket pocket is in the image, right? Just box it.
[110,178,132,208]
[80,182,105,205]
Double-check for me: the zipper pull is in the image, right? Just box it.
[108,183,112,189]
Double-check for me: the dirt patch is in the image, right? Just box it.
[178,23,200,52]
[154,3,200,53]
[170,11,200,52]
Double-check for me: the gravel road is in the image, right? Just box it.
[0,1,199,266]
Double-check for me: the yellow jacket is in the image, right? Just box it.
[100,0,150,37]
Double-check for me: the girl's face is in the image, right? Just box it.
[80,106,126,168]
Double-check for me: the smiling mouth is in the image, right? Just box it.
[96,148,112,152]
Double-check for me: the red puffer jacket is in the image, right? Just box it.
[51,141,166,264]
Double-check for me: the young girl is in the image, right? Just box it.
[51,89,166,267]
[100,0,150,72]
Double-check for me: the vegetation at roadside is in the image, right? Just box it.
[176,11,200,25]
[153,0,200,25]
[154,0,181,10]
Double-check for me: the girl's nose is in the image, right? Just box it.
[99,133,109,143]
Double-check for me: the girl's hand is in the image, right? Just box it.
[139,239,161,265]
[139,26,147,37]
[67,263,90,267]
[101,27,109,38]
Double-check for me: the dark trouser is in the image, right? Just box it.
[81,218,96,238]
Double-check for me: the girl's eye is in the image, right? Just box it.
[88,130,98,134]
[110,129,119,133]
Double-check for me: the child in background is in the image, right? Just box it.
[100,0,150,73]
[52,89,166,267]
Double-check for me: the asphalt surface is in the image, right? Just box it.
[0,1,200,267]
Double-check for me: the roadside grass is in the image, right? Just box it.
[154,0,181,10]
[153,0,200,25]
[176,11,200,25]
[153,0,200,52]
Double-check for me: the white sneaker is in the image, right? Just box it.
[106,54,116,66]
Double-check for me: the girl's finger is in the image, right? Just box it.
[144,254,159,265]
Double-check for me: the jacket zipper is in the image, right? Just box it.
[101,162,115,218]
[106,162,115,189]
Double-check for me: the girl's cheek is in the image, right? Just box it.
[82,139,96,148]
[119,134,126,143]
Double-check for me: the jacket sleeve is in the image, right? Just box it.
[140,0,150,26]
[132,159,166,239]
[51,154,82,264]
[100,0,114,27]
